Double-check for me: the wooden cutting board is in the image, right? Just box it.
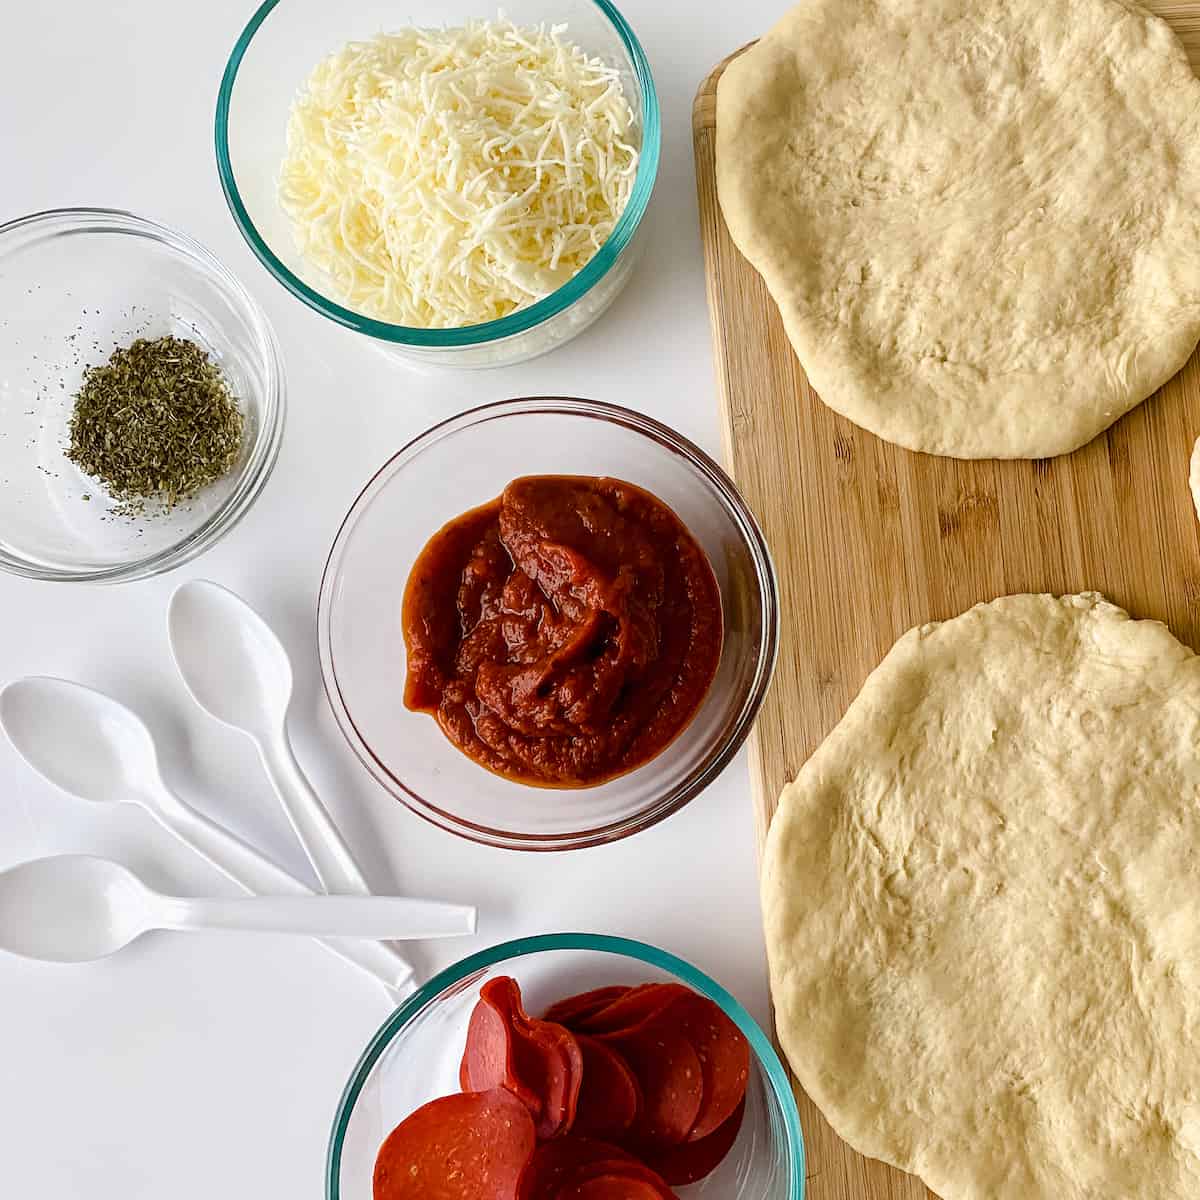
[694,6,1200,1198]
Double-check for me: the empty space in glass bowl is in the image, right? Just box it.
[0,211,281,577]
[328,936,803,1200]
[318,400,776,850]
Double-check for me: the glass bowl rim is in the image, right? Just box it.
[316,395,780,852]
[0,206,286,584]
[325,931,806,1200]
[214,0,662,348]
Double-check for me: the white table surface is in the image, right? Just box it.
[0,2,782,1194]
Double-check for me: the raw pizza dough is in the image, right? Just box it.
[763,593,1200,1199]
[716,0,1200,459]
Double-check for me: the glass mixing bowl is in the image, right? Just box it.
[216,0,660,369]
[0,208,285,583]
[327,934,805,1200]
[317,398,778,851]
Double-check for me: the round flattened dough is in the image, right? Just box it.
[716,0,1200,459]
[763,593,1200,1199]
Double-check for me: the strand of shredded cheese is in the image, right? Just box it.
[278,17,640,329]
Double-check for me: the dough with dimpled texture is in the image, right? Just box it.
[717,0,1200,458]
[763,593,1200,1198]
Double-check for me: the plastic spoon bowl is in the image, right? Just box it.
[168,581,294,739]
[0,855,475,964]
[167,581,383,902]
[0,677,445,993]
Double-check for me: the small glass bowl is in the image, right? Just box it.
[0,208,285,583]
[327,934,805,1200]
[318,397,778,851]
[215,0,660,369]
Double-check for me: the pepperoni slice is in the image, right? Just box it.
[461,978,544,1116]
[642,1097,746,1185]
[671,993,750,1140]
[373,1088,535,1200]
[462,976,583,1140]
[520,1139,678,1200]
[571,1035,641,1140]
[519,1013,584,1139]
[607,1024,703,1147]
[542,987,630,1028]
[562,1176,670,1200]
[518,1137,641,1200]
[576,985,689,1038]
[564,1163,677,1198]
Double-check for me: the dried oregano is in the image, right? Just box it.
[66,335,244,512]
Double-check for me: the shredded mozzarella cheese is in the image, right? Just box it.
[278,17,640,328]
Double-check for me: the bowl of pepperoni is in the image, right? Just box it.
[328,934,803,1200]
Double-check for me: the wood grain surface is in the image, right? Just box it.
[694,5,1200,1197]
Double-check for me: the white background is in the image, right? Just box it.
[0,2,781,1195]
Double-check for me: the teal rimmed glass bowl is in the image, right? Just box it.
[215,0,660,369]
[327,934,804,1199]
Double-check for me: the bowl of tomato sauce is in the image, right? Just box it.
[317,397,778,851]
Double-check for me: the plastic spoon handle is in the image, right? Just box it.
[146,794,417,994]
[159,893,477,940]
[258,731,377,898]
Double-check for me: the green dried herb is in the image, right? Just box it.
[66,335,244,512]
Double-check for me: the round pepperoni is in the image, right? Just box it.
[542,987,630,1028]
[607,1024,703,1147]
[462,976,583,1140]
[520,1015,584,1139]
[373,1088,535,1200]
[461,979,543,1116]
[571,1036,641,1141]
[518,1137,640,1200]
[563,1176,670,1200]
[577,984,689,1038]
[642,1097,746,1185]
[565,1162,677,1198]
[671,993,750,1140]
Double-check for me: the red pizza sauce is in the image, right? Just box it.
[402,475,723,787]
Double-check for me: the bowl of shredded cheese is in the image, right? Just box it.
[216,0,659,368]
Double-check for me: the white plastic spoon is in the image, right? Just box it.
[167,581,383,902]
[0,678,445,994]
[0,855,475,964]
